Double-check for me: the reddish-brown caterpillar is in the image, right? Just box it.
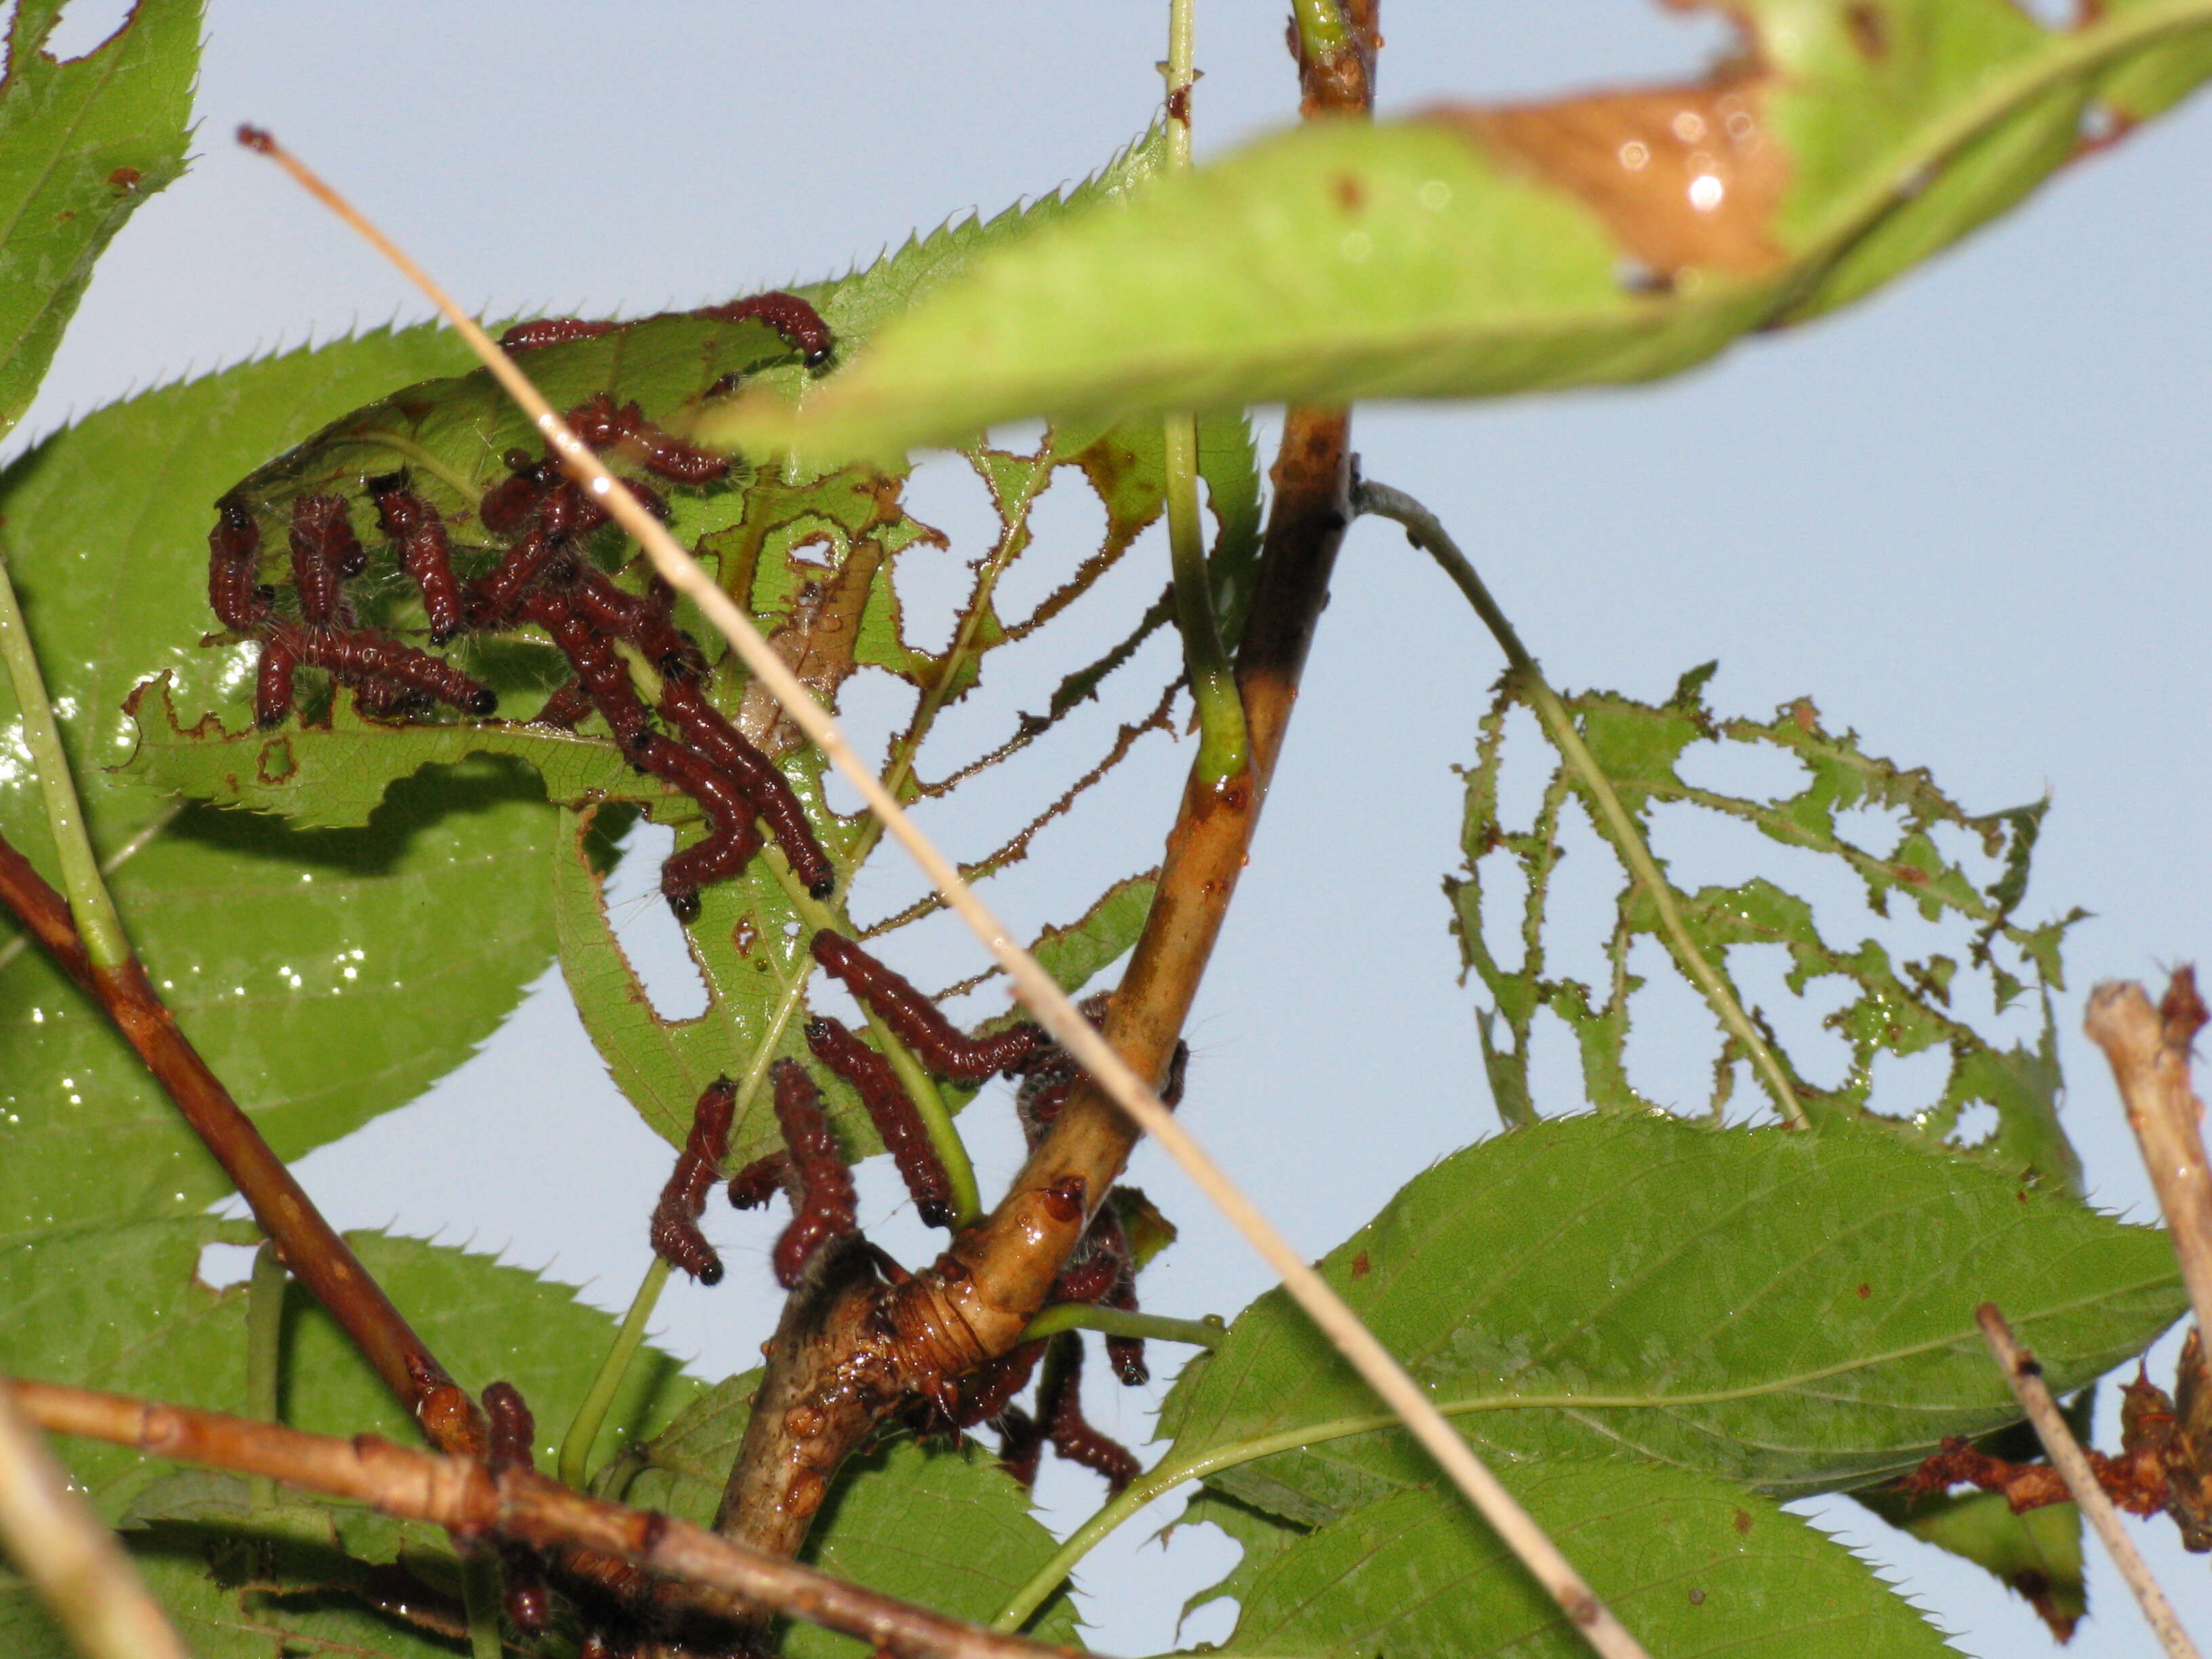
[769,1060,859,1289]
[726,1151,791,1211]
[368,476,465,643]
[805,1015,954,1228]
[480,1381,550,1633]
[809,930,1040,1082]
[650,1077,737,1284]
[1036,1332,1141,1492]
[660,676,836,898]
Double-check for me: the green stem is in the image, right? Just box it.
[1352,480,1807,1130]
[460,1551,504,1659]
[244,1244,288,1510]
[1158,0,1247,787]
[864,1008,982,1230]
[1165,415,1247,786]
[1017,1305,1224,1348]
[0,548,129,967]
[556,1256,669,1492]
[1288,0,1349,56]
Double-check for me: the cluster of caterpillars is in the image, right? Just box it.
[648,933,1183,1496]
[205,292,840,921]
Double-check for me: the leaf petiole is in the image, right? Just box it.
[1354,478,1808,1129]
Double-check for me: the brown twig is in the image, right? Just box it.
[2088,972,2212,1345]
[0,1385,191,1659]
[707,0,1386,1595]
[1977,1305,2205,1659]
[0,830,485,1458]
[5,1375,1071,1659]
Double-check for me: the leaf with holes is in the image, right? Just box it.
[0,0,197,440]
[1452,662,2085,1188]
[0,327,596,1225]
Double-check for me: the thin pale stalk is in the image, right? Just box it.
[1977,1305,2203,1659]
[247,124,1650,1659]
[1355,478,1807,1130]
[0,802,178,977]
[1017,1304,1222,1347]
[558,1255,670,1492]
[0,1385,192,1659]
[245,1243,287,1509]
[0,546,129,967]
[9,1375,1067,1659]
[2086,976,2212,1346]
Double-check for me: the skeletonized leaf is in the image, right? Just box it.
[704,0,2212,457]
[1158,1114,2178,1523]
[1454,665,2083,1187]
[0,0,198,438]
[1214,1472,1951,1658]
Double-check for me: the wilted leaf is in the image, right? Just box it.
[1157,1114,2178,1523]
[0,0,197,438]
[707,0,2212,457]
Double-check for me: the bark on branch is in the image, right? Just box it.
[6,1375,1071,1659]
[709,0,1382,1617]
[0,829,485,1458]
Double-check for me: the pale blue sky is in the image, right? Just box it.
[14,4,2212,1655]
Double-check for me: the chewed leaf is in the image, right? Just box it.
[705,1,2212,457]
[1452,665,2085,1187]
[1155,1115,2179,1520]
[1215,1473,1952,1658]
[0,0,197,439]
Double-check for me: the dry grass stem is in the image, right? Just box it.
[0,1384,192,1659]
[239,97,1650,1659]
[7,1375,1072,1659]
[2089,972,2212,1344]
[1977,1303,2203,1659]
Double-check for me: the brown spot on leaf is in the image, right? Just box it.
[1687,1586,1706,1606]
[1732,1507,1752,1534]
[1857,1281,1870,1298]
[1351,1250,1371,1279]
[1844,3,1887,60]
[1790,699,1818,732]
[107,165,142,192]
[1334,172,1366,211]
[1442,73,1786,277]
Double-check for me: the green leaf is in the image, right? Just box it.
[1216,1471,1950,1658]
[1172,1487,1308,1633]
[0,0,199,441]
[1862,1488,2085,1641]
[598,1371,1082,1654]
[0,1221,701,1655]
[0,1217,699,1519]
[1451,670,2085,1189]
[1156,1115,2179,1525]
[708,0,2212,457]
[0,326,580,1228]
